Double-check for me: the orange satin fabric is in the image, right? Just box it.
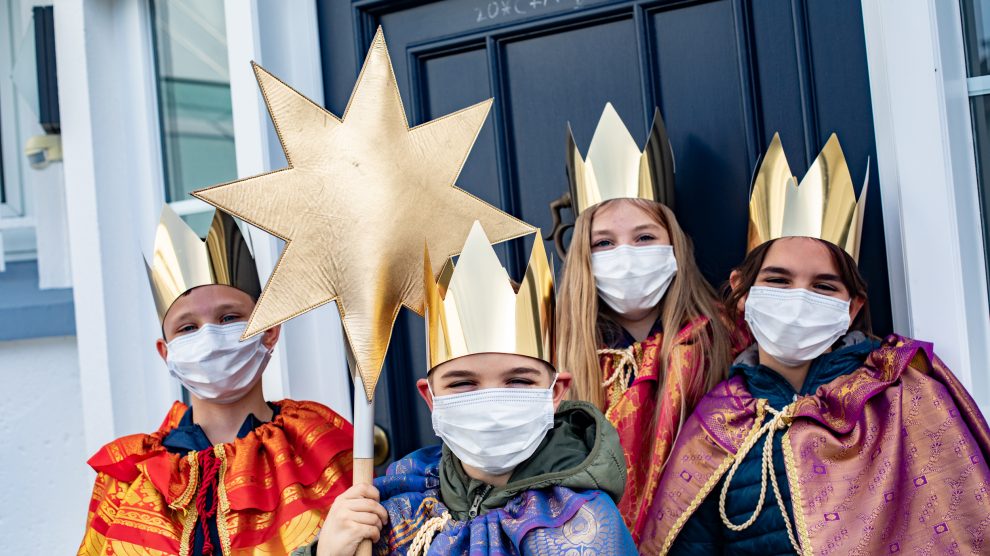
[78,400,352,556]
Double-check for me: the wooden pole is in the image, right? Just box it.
[352,371,375,556]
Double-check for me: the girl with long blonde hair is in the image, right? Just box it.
[554,105,739,542]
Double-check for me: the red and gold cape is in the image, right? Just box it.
[600,317,748,542]
[78,399,353,556]
[639,335,990,555]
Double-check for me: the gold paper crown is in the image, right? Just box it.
[566,102,675,214]
[748,133,869,261]
[424,222,555,371]
[145,205,262,322]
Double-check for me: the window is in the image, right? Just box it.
[151,0,235,234]
[962,1,990,263]
[0,2,73,339]
[0,1,36,264]
[0,108,6,205]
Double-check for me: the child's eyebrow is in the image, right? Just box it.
[507,367,543,377]
[759,266,793,276]
[167,311,195,327]
[436,369,477,380]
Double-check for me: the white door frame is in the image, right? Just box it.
[861,0,990,411]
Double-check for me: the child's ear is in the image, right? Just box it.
[729,269,742,291]
[729,270,747,314]
[849,295,866,322]
[416,378,434,411]
[552,372,572,411]
[261,324,282,350]
[156,338,168,362]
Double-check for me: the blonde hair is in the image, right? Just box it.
[557,199,732,410]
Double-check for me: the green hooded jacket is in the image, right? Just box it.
[292,400,628,554]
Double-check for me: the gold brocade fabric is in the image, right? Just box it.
[77,400,353,556]
[600,318,723,543]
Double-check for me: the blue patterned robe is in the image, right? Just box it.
[373,445,636,555]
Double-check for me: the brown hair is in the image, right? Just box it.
[557,199,733,410]
[723,238,872,334]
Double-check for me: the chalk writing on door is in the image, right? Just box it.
[473,0,586,25]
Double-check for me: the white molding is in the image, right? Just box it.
[931,0,990,407]
[860,0,911,336]
[0,215,34,230]
[29,161,72,288]
[55,0,178,455]
[0,0,40,266]
[223,0,287,402]
[0,0,27,219]
[223,0,351,418]
[969,75,990,96]
[0,1,73,285]
[861,0,990,408]
[168,197,213,216]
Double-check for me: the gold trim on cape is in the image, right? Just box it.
[658,403,769,555]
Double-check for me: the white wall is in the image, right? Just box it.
[0,336,89,554]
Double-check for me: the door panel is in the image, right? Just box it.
[421,49,501,210]
[651,0,755,278]
[419,47,516,268]
[750,0,814,162]
[317,0,891,462]
[803,0,888,311]
[501,17,646,244]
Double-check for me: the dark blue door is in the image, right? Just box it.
[317,0,890,463]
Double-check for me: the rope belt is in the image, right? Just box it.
[195,448,222,556]
[598,347,638,392]
[717,403,803,555]
[408,511,451,556]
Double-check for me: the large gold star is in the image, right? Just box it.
[193,28,534,400]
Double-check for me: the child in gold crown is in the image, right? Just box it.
[639,135,990,555]
[554,104,745,543]
[77,208,354,556]
[297,223,635,555]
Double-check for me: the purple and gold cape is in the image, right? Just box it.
[640,335,990,555]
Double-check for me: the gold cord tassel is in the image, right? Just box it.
[408,511,452,556]
[717,403,804,555]
[598,347,639,406]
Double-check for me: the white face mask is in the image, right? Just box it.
[591,244,678,315]
[166,322,272,404]
[429,376,556,476]
[744,286,851,367]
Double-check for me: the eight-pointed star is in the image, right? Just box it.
[193,28,534,400]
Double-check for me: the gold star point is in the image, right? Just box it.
[194,28,534,400]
